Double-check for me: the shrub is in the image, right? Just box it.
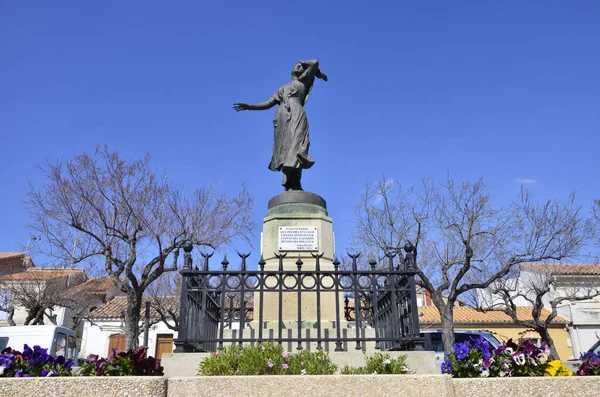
[0,345,74,377]
[198,342,337,376]
[79,346,163,376]
[341,353,411,375]
[576,350,600,376]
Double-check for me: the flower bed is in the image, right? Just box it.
[442,337,574,378]
[1,345,74,377]
[81,346,163,376]
[0,345,162,378]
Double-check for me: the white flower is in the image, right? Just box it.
[505,347,514,355]
[480,369,490,377]
[499,371,506,377]
[301,369,307,375]
[372,371,377,375]
[513,353,526,366]
[473,359,482,369]
[383,359,391,365]
[537,353,548,364]
[402,366,409,372]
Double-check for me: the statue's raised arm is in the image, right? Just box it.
[233,60,327,191]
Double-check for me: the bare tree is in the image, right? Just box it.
[479,265,600,359]
[3,269,86,325]
[25,146,255,349]
[147,271,180,332]
[0,287,16,326]
[353,177,588,352]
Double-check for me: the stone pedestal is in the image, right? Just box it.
[251,191,344,329]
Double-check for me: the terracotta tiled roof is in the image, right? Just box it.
[419,306,568,325]
[0,252,25,260]
[521,263,600,276]
[89,296,178,319]
[0,268,84,281]
[71,278,115,294]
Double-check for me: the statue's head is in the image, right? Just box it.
[291,62,305,77]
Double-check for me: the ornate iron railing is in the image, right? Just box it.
[174,244,423,352]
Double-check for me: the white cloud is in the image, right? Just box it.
[515,178,538,185]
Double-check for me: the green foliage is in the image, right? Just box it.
[287,349,338,375]
[198,342,337,376]
[340,352,412,375]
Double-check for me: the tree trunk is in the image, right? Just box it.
[6,307,16,326]
[536,327,560,360]
[124,294,143,350]
[439,303,455,353]
[33,309,45,325]
[24,312,34,325]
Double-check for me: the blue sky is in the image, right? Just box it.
[1,1,599,265]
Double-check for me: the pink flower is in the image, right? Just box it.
[282,363,289,369]
[267,359,274,368]
[282,353,288,359]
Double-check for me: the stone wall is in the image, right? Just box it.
[2,375,600,396]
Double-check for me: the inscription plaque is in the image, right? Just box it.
[278,226,318,251]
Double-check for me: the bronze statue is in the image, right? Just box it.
[234,60,328,191]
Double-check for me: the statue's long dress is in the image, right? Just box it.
[268,80,315,173]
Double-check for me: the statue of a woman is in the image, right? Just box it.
[234,60,328,191]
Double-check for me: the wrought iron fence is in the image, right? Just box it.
[174,243,423,353]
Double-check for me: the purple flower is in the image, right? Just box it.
[267,359,274,368]
[0,355,12,368]
[40,369,57,377]
[87,354,99,363]
[589,357,600,367]
[282,363,289,369]
[282,353,288,359]
[482,358,493,369]
[15,370,31,377]
[441,360,453,373]
[64,360,75,370]
[22,344,33,360]
[454,343,470,360]
[577,362,590,376]
[494,344,506,356]
[472,337,492,360]
[96,359,107,375]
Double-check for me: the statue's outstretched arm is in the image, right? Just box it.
[233,96,279,112]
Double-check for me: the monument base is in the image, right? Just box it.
[257,190,342,324]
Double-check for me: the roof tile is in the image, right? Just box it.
[0,268,84,281]
[419,306,567,324]
[522,263,600,275]
[0,252,25,260]
[89,296,178,319]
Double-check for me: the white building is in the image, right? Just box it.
[478,263,600,358]
[80,296,178,361]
